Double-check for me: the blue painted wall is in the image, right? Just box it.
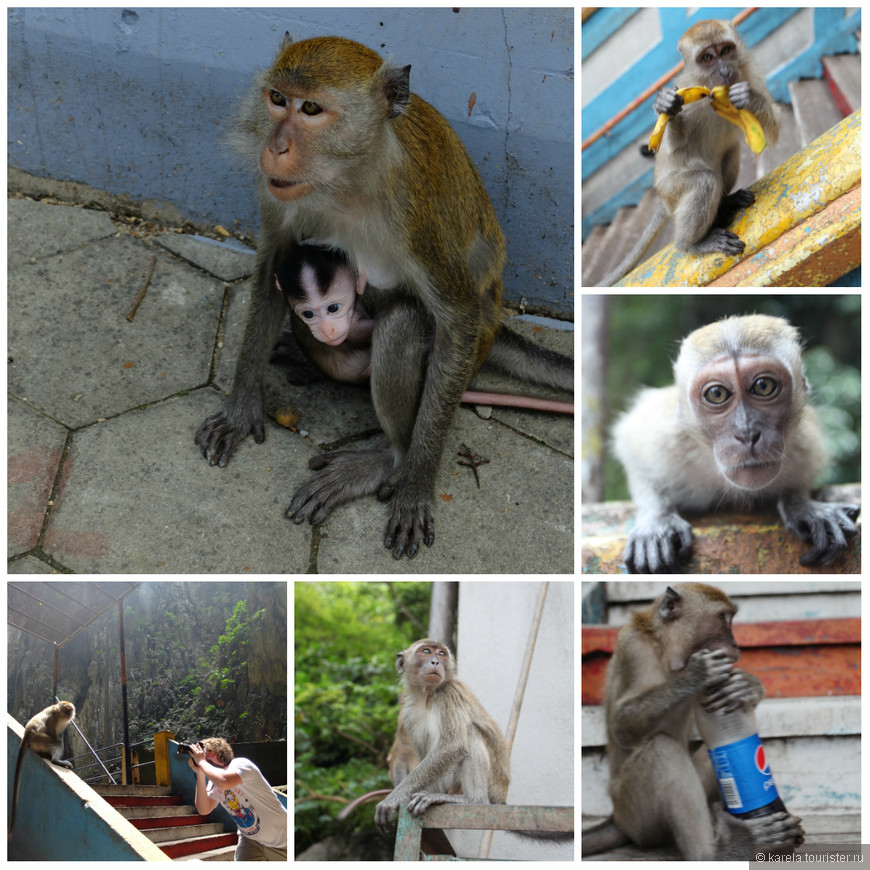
[7,7,574,314]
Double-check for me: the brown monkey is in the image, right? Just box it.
[603,19,780,286]
[583,585,803,859]
[9,701,75,838]
[374,638,571,843]
[613,314,860,573]
[374,639,510,831]
[194,35,573,559]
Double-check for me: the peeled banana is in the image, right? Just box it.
[647,85,766,155]
[710,86,767,154]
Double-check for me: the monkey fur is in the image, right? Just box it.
[9,701,75,839]
[603,19,780,286]
[195,35,573,559]
[374,639,572,844]
[582,584,803,859]
[613,314,860,573]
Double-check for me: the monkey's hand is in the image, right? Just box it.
[624,510,693,573]
[195,394,265,467]
[653,87,684,117]
[777,495,860,565]
[53,759,74,769]
[702,668,764,712]
[407,792,463,815]
[728,81,751,110]
[685,649,733,694]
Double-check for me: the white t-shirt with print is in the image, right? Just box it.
[205,757,287,849]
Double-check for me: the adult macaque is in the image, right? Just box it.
[603,19,780,286]
[8,701,75,838]
[195,35,573,559]
[374,638,570,842]
[613,314,860,573]
[583,584,803,859]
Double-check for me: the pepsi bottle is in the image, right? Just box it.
[694,689,788,819]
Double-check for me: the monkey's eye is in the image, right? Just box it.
[326,303,342,315]
[301,310,315,320]
[750,377,778,397]
[268,90,288,108]
[300,100,323,116]
[703,385,731,405]
[699,52,713,63]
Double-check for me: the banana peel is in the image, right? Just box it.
[647,85,766,155]
[710,86,767,154]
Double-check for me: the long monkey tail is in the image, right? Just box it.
[8,742,27,840]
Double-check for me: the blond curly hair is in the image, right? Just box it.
[201,737,234,766]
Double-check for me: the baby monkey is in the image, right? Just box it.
[274,245,574,414]
[275,244,373,384]
[9,701,76,838]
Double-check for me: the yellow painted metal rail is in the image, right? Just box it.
[616,108,861,287]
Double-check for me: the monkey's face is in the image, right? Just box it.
[691,604,739,661]
[284,265,359,345]
[399,640,454,686]
[258,85,336,202]
[691,40,740,87]
[689,353,793,491]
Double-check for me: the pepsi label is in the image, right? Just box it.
[707,733,780,815]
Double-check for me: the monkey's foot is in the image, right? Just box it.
[745,811,805,847]
[195,400,265,467]
[286,448,393,526]
[377,475,435,559]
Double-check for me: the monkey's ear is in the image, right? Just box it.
[658,586,683,621]
[281,32,293,51]
[396,652,406,674]
[381,64,411,118]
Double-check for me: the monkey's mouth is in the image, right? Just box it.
[267,177,315,201]
[724,460,781,490]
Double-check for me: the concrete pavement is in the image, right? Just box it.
[8,192,574,574]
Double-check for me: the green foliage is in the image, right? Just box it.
[294,582,431,852]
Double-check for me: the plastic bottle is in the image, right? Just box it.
[694,691,788,819]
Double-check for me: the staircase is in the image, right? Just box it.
[93,783,237,861]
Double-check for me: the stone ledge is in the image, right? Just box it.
[582,484,861,574]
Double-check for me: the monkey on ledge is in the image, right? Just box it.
[602,19,781,286]
[613,315,860,573]
[195,35,573,560]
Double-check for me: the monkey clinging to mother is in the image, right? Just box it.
[194,34,574,560]
[613,315,860,574]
